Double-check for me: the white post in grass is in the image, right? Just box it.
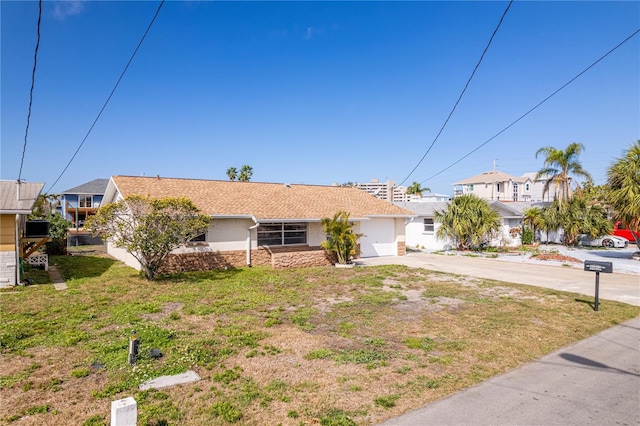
[111,397,137,426]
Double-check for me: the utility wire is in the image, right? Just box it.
[421,28,640,184]
[18,0,42,182]
[46,0,165,192]
[398,0,513,186]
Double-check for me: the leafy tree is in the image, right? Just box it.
[406,182,430,197]
[321,211,363,265]
[606,141,640,231]
[535,142,592,205]
[86,196,210,280]
[43,214,72,255]
[29,194,69,255]
[434,195,501,250]
[238,165,253,182]
[31,193,61,217]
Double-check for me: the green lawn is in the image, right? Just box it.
[1,255,637,425]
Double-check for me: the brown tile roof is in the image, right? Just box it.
[111,176,413,220]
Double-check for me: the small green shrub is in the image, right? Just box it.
[213,367,241,384]
[374,394,399,408]
[304,349,334,360]
[71,368,91,378]
[82,414,107,426]
[210,401,243,423]
[319,408,357,426]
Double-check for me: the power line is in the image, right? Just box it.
[421,28,640,185]
[18,0,42,182]
[46,0,165,192]
[398,0,513,186]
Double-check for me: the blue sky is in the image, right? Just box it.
[2,1,638,195]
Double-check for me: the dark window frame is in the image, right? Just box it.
[423,218,435,233]
[258,223,307,246]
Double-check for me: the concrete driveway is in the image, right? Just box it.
[356,251,640,306]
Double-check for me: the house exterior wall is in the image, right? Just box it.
[405,216,451,251]
[106,218,338,273]
[208,218,254,251]
[107,241,142,270]
[488,218,522,248]
[0,214,16,251]
[0,214,17,287]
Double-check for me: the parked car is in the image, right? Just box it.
[613,221,640,242]
[577,234,628,248]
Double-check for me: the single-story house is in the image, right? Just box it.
[101,176,414,272]
[397,200,550,251]
[0,180,46,287]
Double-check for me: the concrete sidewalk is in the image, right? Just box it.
[379,315,640,425]
[356,252,640,306]
[47,265,68,290]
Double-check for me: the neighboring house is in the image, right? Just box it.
[396,202,451,251]
[398,200,550,251]
[453,170,534,202]
[519,172,559,202]
[61,178,109,229]
[0,180,45,287]
[101,176,414,272]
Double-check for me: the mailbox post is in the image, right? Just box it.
[584,260,613,311]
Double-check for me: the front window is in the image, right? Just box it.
[258,223,307,246]
[190,233,206,242]
[423,218,434,233]
[79,195,92,208]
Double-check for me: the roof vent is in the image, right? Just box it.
[284,183,291,188]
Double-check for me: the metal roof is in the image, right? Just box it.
[0,180,44,214]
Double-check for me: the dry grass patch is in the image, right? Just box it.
[0,257,637,425]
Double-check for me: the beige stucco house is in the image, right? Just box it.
[101,176,414,273]
[453,170,533,202]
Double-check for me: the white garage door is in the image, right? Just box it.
[359,219,397,257]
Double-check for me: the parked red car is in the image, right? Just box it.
[613,222,640,242]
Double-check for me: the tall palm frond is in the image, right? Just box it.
[535,143,592,205]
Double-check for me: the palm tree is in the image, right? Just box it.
[226,167,237,181]
[321,211,363,264]
[238,165,253,182]
[406,182,430,197]
[434,195,501,250]
[607,141,640,231]
[535,142,592,205]
[522,207,543,242]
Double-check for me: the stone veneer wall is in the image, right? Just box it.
[159,246,335,273]
[397,241,406,256]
